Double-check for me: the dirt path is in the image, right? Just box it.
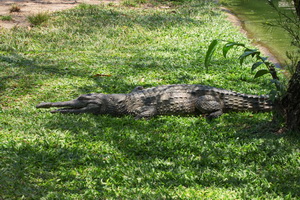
[0,0,118,29]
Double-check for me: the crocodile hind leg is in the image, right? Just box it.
[206,110,223,119]
[195,95,224,119]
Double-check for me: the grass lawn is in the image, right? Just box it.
[0,0,299,199]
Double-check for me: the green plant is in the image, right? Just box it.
[122,0,138,7]
[0,15,12,21]
[205,40,286,100]
[107,2,116,7]
[27,12,51,27]
[9,4,21,13]
[122,0,147,7]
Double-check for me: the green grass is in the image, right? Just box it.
[0,0,299,199]
[0,15,13,21]
[27,12,51,27]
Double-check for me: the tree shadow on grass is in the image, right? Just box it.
[0,2,260,100]
[1,112,298,198]
[66,114,299,197]
[60,3,206,33]
[215,114,300,197]
[0,1,210,88]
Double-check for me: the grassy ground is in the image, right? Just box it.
[0,0,299,199]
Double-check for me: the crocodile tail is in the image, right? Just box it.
[223,93,273,112]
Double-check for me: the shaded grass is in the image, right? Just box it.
[0,0,299,199]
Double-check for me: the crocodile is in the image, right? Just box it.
[36,84,273,119]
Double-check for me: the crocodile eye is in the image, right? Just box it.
[78,94,92,100]
[78,96,85,100]
[94,99,102,105]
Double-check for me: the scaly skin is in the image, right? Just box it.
[36,84,273,119]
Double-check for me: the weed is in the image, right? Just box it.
[27,12,51,27]
[9,4,21,13]
[135,0,147,3]
[107,2,116,7]
[121,0,148,7]
[204,40,286,101]
[122,0,138,7]
[0,15,13,21]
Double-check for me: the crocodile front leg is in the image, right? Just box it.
[195,95,224,119]
[134,106,157,120]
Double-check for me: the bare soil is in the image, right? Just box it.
[0,0,118,29]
